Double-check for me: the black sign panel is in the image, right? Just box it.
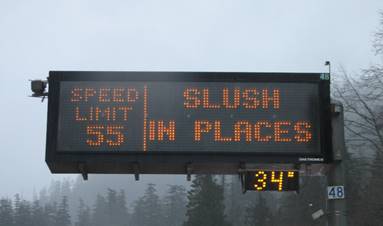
[46,71,332,174]
[244,170,299,191]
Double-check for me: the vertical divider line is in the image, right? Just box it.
[143,85,148,152]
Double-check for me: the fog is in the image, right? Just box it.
[0,0,381,199]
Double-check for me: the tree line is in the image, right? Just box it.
[0,174,331,226]
[0,183,182,226]
[0,175,230,226]
[1,174,297,226]
[0,194,70,226]
[1,11,382,226]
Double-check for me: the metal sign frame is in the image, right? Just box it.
[46,71,332,175]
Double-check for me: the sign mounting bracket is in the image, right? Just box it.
[78,163,88,180]
[186,163,192,181]
[133,162,140,181]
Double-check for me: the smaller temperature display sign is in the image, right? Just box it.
[244,170,299,191]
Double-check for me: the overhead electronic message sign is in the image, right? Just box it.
[46,71,332,174]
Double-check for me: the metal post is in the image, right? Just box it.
[327,101,347,226]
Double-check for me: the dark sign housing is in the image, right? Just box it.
[46,71,332,174]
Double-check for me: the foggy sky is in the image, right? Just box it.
[0,0,381,199]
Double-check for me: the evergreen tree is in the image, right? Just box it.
[14,195,31,226]
[13,194,21,226]
[143,183,163,226]
[131,196,145,226]
[39,188,49,206]
[131,183,163,226]
[107,188,126,226]
[163,185,187,226]
[44,202,58,226]
[225,175,249,225]
[244,194,273,226]
[116,190,129,226]
[31,200,46,226]
[184,175,231,226]
[75,199,91,226]
[0,198,14,226]
[49,181,62,204]
[61,179,72,198]
[55,196,71,226]
[92,189,129,226]
[92,194,108,226]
